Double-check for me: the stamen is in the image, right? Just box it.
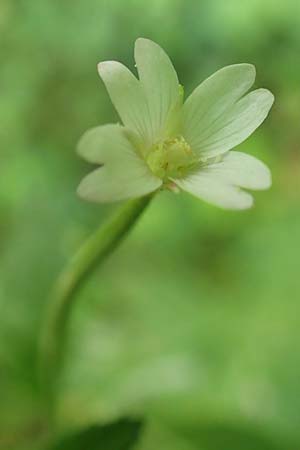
[146,136,197,180]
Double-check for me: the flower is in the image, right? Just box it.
[77,38,274,209]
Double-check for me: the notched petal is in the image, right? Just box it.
[77,124,162,203]
[174,173,254,210]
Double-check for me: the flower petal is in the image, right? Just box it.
[134,38,181,143]
[97,61,151,145]
[174,172,254,210]
[183,64,256,152]
[187,87,274,158]
[204,151,271,190]
[77,124,162,203]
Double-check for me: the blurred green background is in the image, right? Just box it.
[1,0,300,449]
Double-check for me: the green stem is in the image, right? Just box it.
[39,194,153,408]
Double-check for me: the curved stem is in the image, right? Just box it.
[39,194,153,408]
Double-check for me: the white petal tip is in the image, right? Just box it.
[257,88,275,107]
[238,195,254,210]
[251,160,272,190]
[97,61,117,77]
[76,178,90,200]
[217,63,256,81]
[269,92,275,107]
[209,193,254,211]
[97,61,106,73]
[217,192,254,211]
[135,37,152,46]
[236,63,256,76]
[76,178,105,203]
[134,37,161,54]
[76,183,87,201]
[259,170,272,190]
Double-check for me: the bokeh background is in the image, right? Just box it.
[1,0,300,449]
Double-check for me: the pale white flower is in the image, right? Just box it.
[77,38,274,209]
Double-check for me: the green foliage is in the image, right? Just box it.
[137,421,289,450]
[1,0,300,449]
[51,419,142,450]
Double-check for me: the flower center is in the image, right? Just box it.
[146,136,197,180]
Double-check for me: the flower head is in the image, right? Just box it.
[77,38,274,209]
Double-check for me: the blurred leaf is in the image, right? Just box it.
[51,419,142,450]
